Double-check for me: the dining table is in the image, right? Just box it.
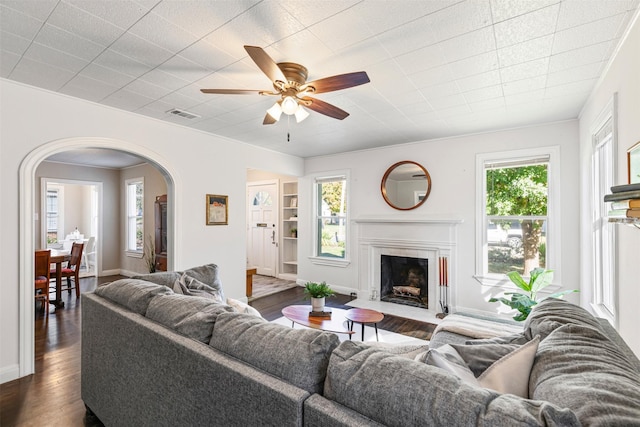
[49,249,71,308]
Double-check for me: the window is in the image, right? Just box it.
[126,178,144,255]
[311,173,349,266]
[476,147,560,283]
[591,102,616,323]
[46,189,59,243]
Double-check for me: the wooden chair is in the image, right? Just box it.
[35,250,51,313]
[51,242,84,298]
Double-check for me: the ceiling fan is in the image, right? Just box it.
[200,45,370,125]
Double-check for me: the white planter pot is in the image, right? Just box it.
[311,297,325,312]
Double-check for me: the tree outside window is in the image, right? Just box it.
[485,159,548,276]
[316,177,347,259]
[126,178,144,253]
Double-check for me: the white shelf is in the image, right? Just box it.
[281,181,298,279]
[283,260,298,265]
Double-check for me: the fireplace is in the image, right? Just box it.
[380,255,428,308]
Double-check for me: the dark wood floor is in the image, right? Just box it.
[1,276,434,426]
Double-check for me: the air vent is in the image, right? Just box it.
[166,108,200,120]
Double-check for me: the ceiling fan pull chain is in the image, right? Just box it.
[287,114,291,142]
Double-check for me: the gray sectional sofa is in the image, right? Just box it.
[81,267,640,426]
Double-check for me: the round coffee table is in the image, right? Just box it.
[281,305,355,338]
[345,308,384,341]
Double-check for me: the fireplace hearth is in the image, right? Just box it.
[380,255,428,309]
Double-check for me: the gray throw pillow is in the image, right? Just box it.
[173,272,225,303]
[146,294,234,343]
[94,278,173,314]
[131,271,181,288]
[182,264,225,300]
[524,297,603,340]
[451,342,521,376]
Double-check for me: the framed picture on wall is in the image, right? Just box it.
[206,194,228,225]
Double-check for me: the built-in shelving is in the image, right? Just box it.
[280,181,298,280]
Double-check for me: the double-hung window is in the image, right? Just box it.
[476,147,560,283]
[126,178,144,256]
[46,189,59,243]
[311,173,349,266]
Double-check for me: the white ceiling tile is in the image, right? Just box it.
[0,49,20,76]
[0,0,58,21]
[35,24,105,61]
[158,55,210,83]
[23,42,89,74]
[308,5,376,51]
[92,49,152,79]
[157,91,202,110]
[552,14,626,54]
[178,40,236,72]
[428,93,468,110]
[427,0,492,42]
[548,40,610,72]
[494,3,560,48]
[456,70,501,92]
[375,16,437,57]
[354,0,461,34]
[435,103,472,118]
[463,84,503,103]
[490,0,559,22]
[125,78,172,100]
[556,0,639,30]
[497,34,554,67]
[448,51,500,79]
[47,2,126,46]
[502,75,546,95]
[440,27,496,63]
[0,4,46,40]
[394,44,448,75]
[504,88,546,106]
[109,33,174,67]
[419,81,460,99]
[500,57,549,83]
[279,0,359,28]
[0,30,31,56]
[468,96,505,112]
[546,61,603,87]
[128,12,198,54]
[139,68,189,91]
[78,62,136,87]
[270,30,334,72]
[101,89,155,111]
[59,74,119,101]
[543,78,597,97]
[9,57,76,90]
[64,0,153,29]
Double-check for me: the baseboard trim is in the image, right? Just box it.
[0,364,20,385]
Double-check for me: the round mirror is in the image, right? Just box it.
[381,161,432,210]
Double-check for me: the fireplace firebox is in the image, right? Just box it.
[380,255,428,308]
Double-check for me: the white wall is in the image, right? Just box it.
[0,79,303,383]
[578,14,640,356]
[299,120,581,316]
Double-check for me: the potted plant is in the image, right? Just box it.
[304,281,335,312]
[489,268,578,321]
[290,227,297,238]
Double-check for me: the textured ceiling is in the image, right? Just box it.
[1,0,638,161]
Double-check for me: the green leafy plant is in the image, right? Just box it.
[489,268,578,321]
[303,281,335,299]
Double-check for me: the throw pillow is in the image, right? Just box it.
[424,336,540,398]
[226,297,262,318]
[173,272,225,303]
[451,342,521,376]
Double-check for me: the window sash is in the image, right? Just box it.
[315,175,348,260]
[126,179,143,252]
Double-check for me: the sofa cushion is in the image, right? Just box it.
[145,294,235,343]
[182,263,225,300]
[451,342,522,376]
[131,271,181,288]
[226,297,262,318]
[324,340,579,426]
[524,297,603,340]
[530,323,640,425]
[209,311,340,394]
[173,272,225,303]
[94,278,173,314]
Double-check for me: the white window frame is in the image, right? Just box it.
[309,171,351,267]
[475,146,561,287]
[590,95,617,325]
[125,177,144,257]
[46,188,60,242]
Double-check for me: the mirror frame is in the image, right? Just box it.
[627,141,640,184]
[381,160,432,210]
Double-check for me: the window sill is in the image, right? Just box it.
[309,256,350,268]
[125,250,144,258]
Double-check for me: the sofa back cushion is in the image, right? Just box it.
[131,271,181,288]
[94,279,172,314]
[209,312,339,394]
[182,264,225,301]
[145,294,235,343]
[324,341,579,426]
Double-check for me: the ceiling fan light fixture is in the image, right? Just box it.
[294,105,310,123]
[281,96,299,115]
[266,102,283,121]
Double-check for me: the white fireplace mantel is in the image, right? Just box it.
[355,214,464,225]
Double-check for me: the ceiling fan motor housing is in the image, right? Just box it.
[276,62,309,88]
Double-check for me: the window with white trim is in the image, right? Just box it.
[46,189,59,243]
[476,147,560,283]
[591,112,616,322]
[126,178,144,255]
[312,174,349,266]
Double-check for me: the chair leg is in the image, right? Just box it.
[75,276,81,298]
[67,276,72,293]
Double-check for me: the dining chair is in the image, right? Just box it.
[51,242,84,298]
[82,236,96,272]
[35,250,51,313]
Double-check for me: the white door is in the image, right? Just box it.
[247,181,278,276]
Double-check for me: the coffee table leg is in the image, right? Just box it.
[361,324,366,341]
[374,323,379,341]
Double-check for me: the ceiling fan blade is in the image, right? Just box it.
[303,71,370,94]
[302,97,349,120]
[263,113,277,125]
[200,89,264,95]
[244,45,287,84]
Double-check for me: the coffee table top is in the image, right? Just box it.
[281,305,355,336]
[344,308,384,324]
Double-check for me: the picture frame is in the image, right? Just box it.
[206,194,228,225]
[627,141,640,184]
[290,197,298,207]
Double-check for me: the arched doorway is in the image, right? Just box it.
[18,137,180,378]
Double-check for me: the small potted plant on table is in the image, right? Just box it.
[304,281,335,313]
